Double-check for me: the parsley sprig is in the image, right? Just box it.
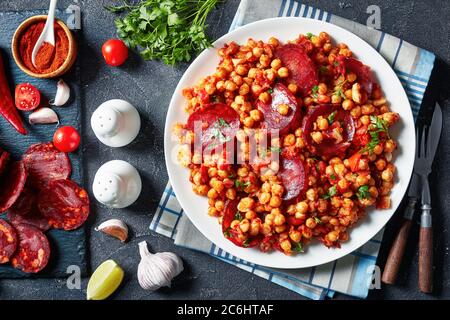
[322,185,337,199]
[106,0,219,65]
[311,85,319,98]
[360,116,390,154]
[327,111,337,124]
[292,242,304,253]
[357,185,370,199]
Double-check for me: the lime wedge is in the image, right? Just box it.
[87,259,124,300]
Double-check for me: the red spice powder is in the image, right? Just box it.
[19,22,69,74]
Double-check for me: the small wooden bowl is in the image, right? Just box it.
[11,15,77,78]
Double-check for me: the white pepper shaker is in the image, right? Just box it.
[93,160,142,208]
[91,99,141,147]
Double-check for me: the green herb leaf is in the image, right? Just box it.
[306,32,314,40]
[357,185,370,199]
[268,88,274,94]
[292,242,304,253]
[311,85,319,98]
[327,111,337,124]
[319,65,328,74]
[218,118,229,127]
[107,0,219,66]
[243,239,251,247]
[360,116,390,154]
[234,211,243,221]
[322,185,337,199]
[330,174,336,180]
[314,216,323,224]
[235,180,251,190]
[223,227,231,238]
[270,146,281,153]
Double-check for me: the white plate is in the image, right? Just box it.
[164,17,415,269]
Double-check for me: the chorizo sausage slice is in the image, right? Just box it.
[0,161,27,213]
[0,218,18,264]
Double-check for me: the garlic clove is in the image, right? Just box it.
[50,79,70,107]
[95,219,128,242]
[137,241,184,291]
[29,107,59,125]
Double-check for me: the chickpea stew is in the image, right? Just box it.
[173,32,400,256]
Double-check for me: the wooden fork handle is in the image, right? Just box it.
[419,225,433,293]
[382,219,413,284]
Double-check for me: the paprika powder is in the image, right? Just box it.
[19,22,69,74]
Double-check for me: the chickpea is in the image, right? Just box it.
[271,184,284,197]
[261,223,272,235]
[194,185,209,196]
[382,169,394,182]
[360,115,371,125]
[269,195,282,208]
[350,106,362,118]
[277,67,289,78]
[265,213,274,225]
[296,201,309,214]
[270,58,282,70]
[347,72,357,82]
[245,210,257,220]
[302,228,313,239]
[306,218,317,229]
[327,231,339,242]
[239,219,250,233]
[209,206,221,216]
[333,163,346,175]
[338,179,349,190]
[232,75,243,86]
[225,188,236,200]
[329,218,340,226]
[225,80,237,91]
[318,83,328,95]
[248,68,258,79]
[260,54,271,67]
[306,188,318,201]
[362,104,375,115]
[259,92,271,104]
[283,134,296,147]
[235,64,248,76]
[317,116,329,130]
[311,131,323,144]
[252,46,263,58]
[280,239,292,253]
[243,116,255,128]
[373,144,383,155]
[207,188,218,199]
[249,220,260,236]
[373,97,387,107]
[211,179,224,192]
[342,99,355,110]
[277,103,290,116]
[239,83,250,96]
[288,230,301,243]
[375,158,387,171]
[215,67,227,78]
[288,83,298,94]
[356,175,369,187]
[331,94,342,104]
[215,200,225,212]
[258,192,270,204]
[251,84,263,96]
[268,37,279,47]
[384,140,396,153]
[273,214,286,226]
[265,69,276,81]
[249,109,262,122]
[344,89,353,100]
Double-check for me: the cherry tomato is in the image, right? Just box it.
[53,126,80,153]
[101,39,128,66]
[15,83,41,111]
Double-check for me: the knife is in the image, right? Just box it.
[415,103,442,293]
[382,141,421,284]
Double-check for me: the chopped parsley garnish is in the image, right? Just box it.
[322,185,337,199]
[311,85,319,98]
[211,95,220,102]
[234,212,243,221]
[360,116,390,154]
[306,32,314,40]
[327,111,337,124]
[270,146,281,153]
[235,180,251,189]
[319,65,328,74]
[314,216,323,224]
[292,242,304,253]
[333,61,340,66]
[268,88,274,94]
[333,80,347,99]
[223,227,231,238]
[218,118,229,127]
[243,239,251,247]
[330,174,336,180]
[357,185,370,199]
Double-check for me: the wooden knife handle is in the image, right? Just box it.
[382,219,412,284]
[419,226,433,293]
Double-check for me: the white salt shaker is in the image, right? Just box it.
[91,99,141,147]
[93,160,142,208]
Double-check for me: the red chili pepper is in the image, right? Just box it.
[0,53,27,135]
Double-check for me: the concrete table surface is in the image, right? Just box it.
[0,0,449,300]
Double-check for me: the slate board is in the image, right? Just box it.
[0,10,87,278]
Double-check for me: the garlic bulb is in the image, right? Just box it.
[137,241,183,291]
[29,107,59,125]
[50,79,70,107]
[95,219,128,242]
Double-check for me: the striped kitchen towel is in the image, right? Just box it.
[151,0,435,300]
